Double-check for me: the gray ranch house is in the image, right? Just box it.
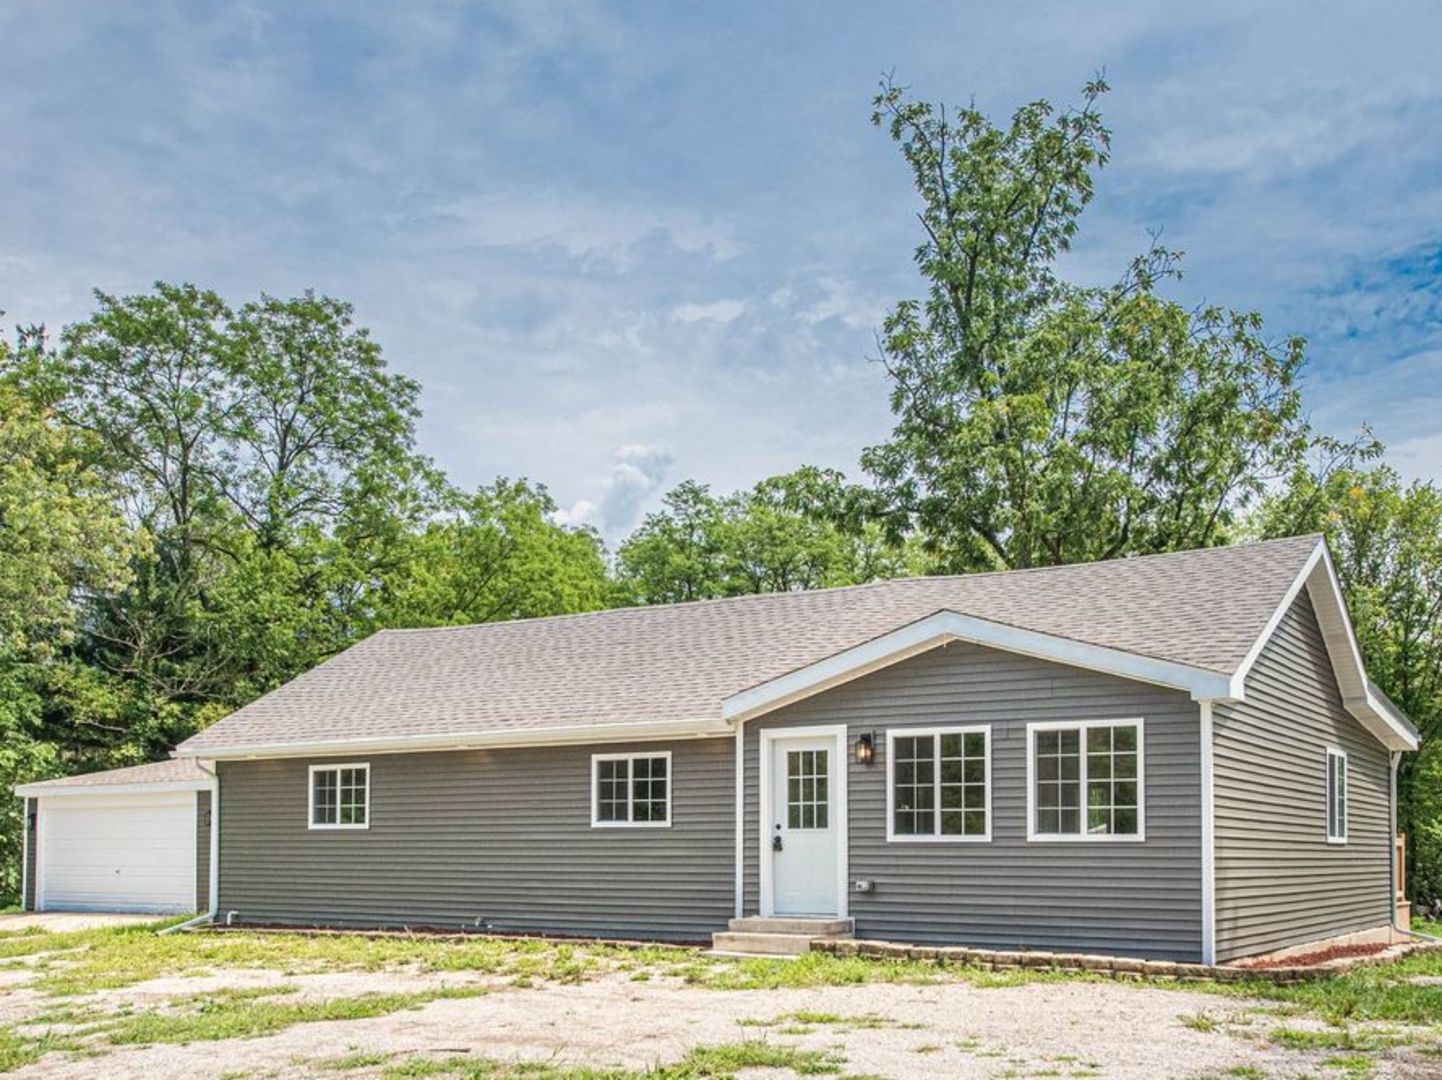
[19,536,1419,963]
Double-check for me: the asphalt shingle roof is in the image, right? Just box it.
[20,758,210,791]
[178,535,1322,754]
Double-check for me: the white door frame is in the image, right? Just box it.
[757,724,849,918]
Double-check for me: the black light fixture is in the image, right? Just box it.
[855,732,875,766]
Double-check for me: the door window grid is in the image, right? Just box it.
[786,749,829,829]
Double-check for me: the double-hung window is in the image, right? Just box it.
[1028,719,1143,841]
[592,752,671,827]
[309,763,369,829]
[1326,747,1348,844]
[887,726,991,841]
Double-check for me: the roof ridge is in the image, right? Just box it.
[376,534,1324,636]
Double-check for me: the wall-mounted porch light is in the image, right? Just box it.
[855,732,875,766]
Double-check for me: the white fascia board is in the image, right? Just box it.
[1344,690,1420,753]
[1229,539,1418,752]
[14,778,214,799]
[1228,538,1326,698]
[723,610,1233,724]
[175,716,734,761]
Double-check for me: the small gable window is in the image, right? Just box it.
[309,763,369,830]
[592,752,671,827]
[1326,747,1348,844]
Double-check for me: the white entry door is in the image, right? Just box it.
[767,734,841,916]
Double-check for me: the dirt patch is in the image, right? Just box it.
[4,969,1377,1080]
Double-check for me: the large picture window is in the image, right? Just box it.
[308,763,369,830]
[1326,747,1348,844]
[1027,720,1143,841]
[592,752,671,827]
[887,726,990,841]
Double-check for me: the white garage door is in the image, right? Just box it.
[38,792,197,913]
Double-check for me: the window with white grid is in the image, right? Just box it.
[309,763,369,829]
[888,726,990,841]
[1028,720,1144,841]
[592,752,671,827]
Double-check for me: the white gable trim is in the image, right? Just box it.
[1230,540,1417,752]
[722,610,1234,724]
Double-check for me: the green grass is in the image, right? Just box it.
[378,1040,845,1079]
[98,986,484,1046]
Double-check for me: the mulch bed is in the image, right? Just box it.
[1234,941,1394,970]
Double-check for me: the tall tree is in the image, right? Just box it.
[618,469,909,604]
[862,77,1318,571]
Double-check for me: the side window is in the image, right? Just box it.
[592,752,671,827]
[309,763,369,829]
[1326,748,1348,843]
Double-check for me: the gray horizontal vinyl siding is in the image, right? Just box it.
[217,738,733,941]
[195,791,211,914]
[1213,592,1393,961]
[744,642,1204,961]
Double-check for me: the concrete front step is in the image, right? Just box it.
[711,930,841,956]
[727,916,854,936]
[713,917,855,956]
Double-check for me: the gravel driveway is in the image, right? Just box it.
[10,966,1436,1079]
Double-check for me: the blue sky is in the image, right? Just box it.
[3,2,1440,540]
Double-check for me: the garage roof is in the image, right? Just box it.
[15,758,212,798]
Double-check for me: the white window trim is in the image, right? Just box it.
[590,751,673,829]
[1026,718,1146,843]
[1326,746,1348,845]
[885,725,992,843]
[307,762,371,831]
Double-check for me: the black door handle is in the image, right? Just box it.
[772,833,783,852]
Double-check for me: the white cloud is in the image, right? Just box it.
[672,299,746,323]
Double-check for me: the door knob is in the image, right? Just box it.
[772,834,783,852]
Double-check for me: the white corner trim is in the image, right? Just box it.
[19,797,30,912]
[724,611,1233,725]
[177,716,733,761]
[307,762,371,831]
[733,725,745,918]
[13,778,215,799]
[1199,701,1216,966]
[757,724,848,919]
[589,750,673,828]
[1024,718,1147,843]
[884,725,993,843]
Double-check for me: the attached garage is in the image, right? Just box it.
[18,759,214,915]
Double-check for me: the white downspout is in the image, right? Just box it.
[159,760,219,936]
[733,722,744,919]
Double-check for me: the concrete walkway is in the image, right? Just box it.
[0,912,171,932]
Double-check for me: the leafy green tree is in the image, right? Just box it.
[0,334,141,901]
[618,469,909,604]
[861,77,1317,571]
[374,479,612,628]
[1258,465,1442,900]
